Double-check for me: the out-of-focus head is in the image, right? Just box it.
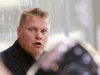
[17,8,50,60]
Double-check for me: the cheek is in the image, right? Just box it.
[43,35,48,44]
[20,32,31,41]
[22,31,33,39]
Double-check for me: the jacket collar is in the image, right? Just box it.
[11,40,36,73]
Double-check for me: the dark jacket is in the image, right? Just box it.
[0,40,36,75]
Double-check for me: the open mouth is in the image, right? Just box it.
[35,42,41,45]
[34,42,42,48]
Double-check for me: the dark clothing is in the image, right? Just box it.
[0,40,36,75]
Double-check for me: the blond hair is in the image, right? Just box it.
[19,8,49,28]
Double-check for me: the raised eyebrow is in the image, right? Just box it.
[30,26,48,31]
[41,28,48,31]
[30,26,37,30]
[42,27,48,30]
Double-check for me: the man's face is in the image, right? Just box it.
[17,15,50,58]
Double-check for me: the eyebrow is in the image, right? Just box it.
[30,26,48,30]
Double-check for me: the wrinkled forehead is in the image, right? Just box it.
[24,15,50,29]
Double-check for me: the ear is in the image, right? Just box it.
[17,27,21,39]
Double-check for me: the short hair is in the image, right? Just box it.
[19,8,50,28]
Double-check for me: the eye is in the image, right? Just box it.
[41,30,47,34]
[28,28,34,32]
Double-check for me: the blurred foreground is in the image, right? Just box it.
[35,37,100,75]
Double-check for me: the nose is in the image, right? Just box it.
[35,31,42,40]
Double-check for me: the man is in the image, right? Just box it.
[0,7,50,75]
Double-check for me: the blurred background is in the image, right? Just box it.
[0,0,100,54]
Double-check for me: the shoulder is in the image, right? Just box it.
[0,40,18,58]
[0,45,14,59]
[0,42,17,69]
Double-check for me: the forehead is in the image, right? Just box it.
[27,15,49,22]
[24,15,50,29]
